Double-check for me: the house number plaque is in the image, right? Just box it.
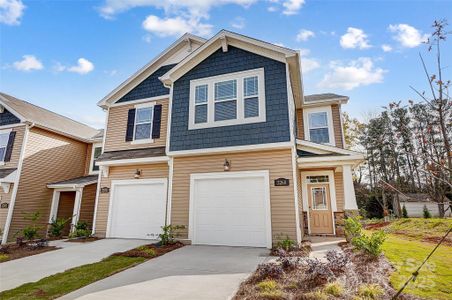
[274,178,290,186]
[100,187,110,194]
[0,203,9,209]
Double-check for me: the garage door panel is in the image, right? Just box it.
[191,173,270,247]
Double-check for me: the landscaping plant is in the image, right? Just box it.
[325,250,349,274]
[402,204,408,218]
[69,221,91,238]
[275,234,296,251]
[159,224,184,245]
[352,230,387,257]
[17,212,42,242]
[48,217,71,238]
[423,205,432,218]
[344,216,362,242]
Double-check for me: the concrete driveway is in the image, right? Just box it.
[0,239,149,292]
[61,245,268,300]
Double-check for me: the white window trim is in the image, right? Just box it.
[0,128,12,165]
[188,68,266,130]
[303,105,335,146]
[89,143,103,175]
[131,102,155,144]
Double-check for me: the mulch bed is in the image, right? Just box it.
[65,237,102,243]
[364,221,391,230]
[0,243,58,263]
[112,242,184,259]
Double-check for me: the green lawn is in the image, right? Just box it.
[382,234,452,300]
[384,218,452,240]
[0,256,146,300]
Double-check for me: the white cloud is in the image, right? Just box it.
[142,15,212,37]
[381,44,392,52]
[282,0,304,15]
[13,55,43,71]
[388,23,428,48]
[231,16,245,29]
[0,0,25,25]
[299,48,320,73]
[340,27,371,49]
[55,58,94,75]
[296,29,315,42]
[318,57,386,90]
[267,6,278,12]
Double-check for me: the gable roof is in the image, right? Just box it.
[0,92,99,142]
[98,33,206,108]
[303,93,349,107]
[159,30,303,107]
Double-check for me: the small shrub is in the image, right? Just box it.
[159,224,185,245]
[357,283,384,299]
[253,263,284,281]
[137,246,156,257]
[423,205,431,218]
[275,234,297,251]
[323,282,344,297]
[18,212,42,241]
[300,291,328,300]
[260,290,284,299]
[344,216,362,242]
[325,250,349,274]
[257,280,278,292]
[401,204,408,218]
[69,221,91,238]
[304,258,333,286]
[0,253,9,262]
[352,230,386,257]
[275,248,300,271]
[48,217,71,237]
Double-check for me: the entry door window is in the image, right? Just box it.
[311,187,327,210]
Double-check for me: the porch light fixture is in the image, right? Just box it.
[134,169,142,179]
[223,159,231,171]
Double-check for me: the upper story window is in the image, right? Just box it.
[90,144,102,174]
[134,106,153,140]
[125,102,162,144]
[189,68,266,130]
[0,132,9,162]
[303,106,335,146]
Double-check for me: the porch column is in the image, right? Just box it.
[48,190,60,223]
[343,164,358,210]
[70,188,83,232]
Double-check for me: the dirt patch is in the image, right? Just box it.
[112,242,184,259]
[65,237,102,243]
[421,236,452,247]
[364,221,391,230]
[0,243,58,263]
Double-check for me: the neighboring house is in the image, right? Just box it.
[0,93,102,244]
[93,31,364,248]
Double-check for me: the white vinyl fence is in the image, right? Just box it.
[401,201,440,217]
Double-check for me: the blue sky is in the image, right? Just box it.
[1,0,451,128]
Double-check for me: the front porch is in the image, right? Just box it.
[297,140,364,236]
[47,175,98,236]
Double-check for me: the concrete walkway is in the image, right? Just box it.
[61,245,268,300]
[0,239,149,292]
[307,236,345,261]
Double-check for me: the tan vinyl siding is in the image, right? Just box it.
[56,191,76,236]
[104,99,168,152]
[7,127,88,241]
[84,144,93,175]
[94,163,169,236]
[171,149,297,241]
[334,171,344,211]
[80,183,97,227]
[2,125,26,169]
[331,104,344,148]
[296,109,304,140]
[0,186,14,233]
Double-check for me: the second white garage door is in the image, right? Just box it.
[189,171,271,248]
[107,179,167,239]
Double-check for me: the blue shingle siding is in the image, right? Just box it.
[169,46,291,152]
[116,64,176,103]
[0,109,21,126]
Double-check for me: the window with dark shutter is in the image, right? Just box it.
[125,108,136,142]
[151,104,162,139]
[3,131,16,162]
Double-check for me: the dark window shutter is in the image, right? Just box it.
[4,131,16,162]
[152,104,162,139]
[125,109,136,142]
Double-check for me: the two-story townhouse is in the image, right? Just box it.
[0,92,103,244]
[93,31,364,248]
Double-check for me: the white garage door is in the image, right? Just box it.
[108,179,167,239]
[190,171,271,248]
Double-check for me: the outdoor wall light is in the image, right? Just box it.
[134,169,142,179]
[223,159,231,171]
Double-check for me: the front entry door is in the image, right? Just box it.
[308,183,334,234]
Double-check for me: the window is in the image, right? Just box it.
[92,146,102,172]
[307,175,329,183]
[0,132,8,162]
[134,106,153,140]
[311,187,327,210]
[309,112,329,144]
[189,68,266,130]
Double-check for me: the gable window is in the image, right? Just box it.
[303,106,335,146]
[134,106,153,141]
[189,68,266,130]
[90,145,102,173]
[0,132,9,162]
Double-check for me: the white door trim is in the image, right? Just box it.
[189,170,272,248]
[106,178,168,238]
[301,170,337,235]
